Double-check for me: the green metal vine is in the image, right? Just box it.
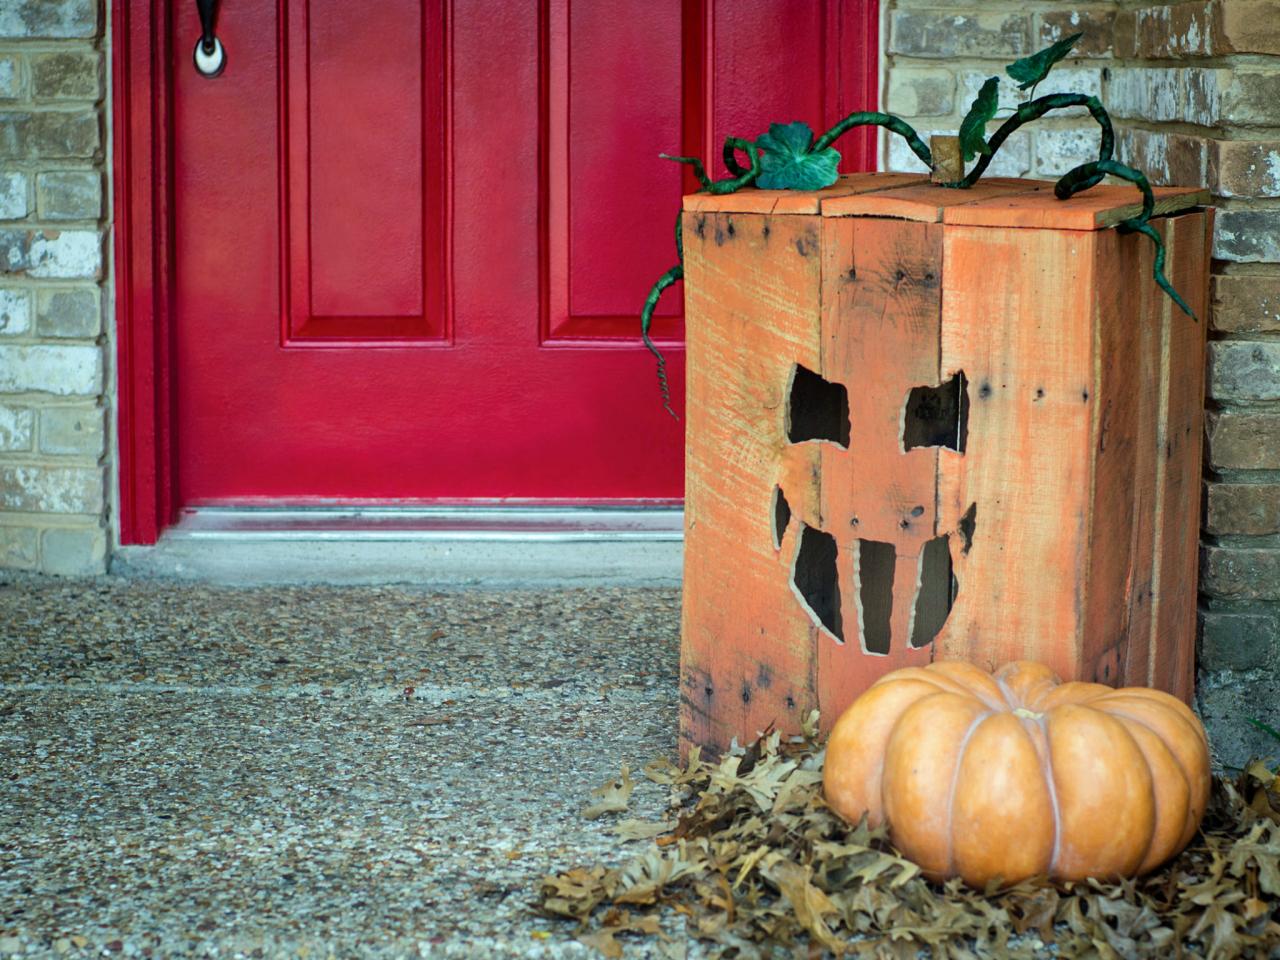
[641,33,1198,418]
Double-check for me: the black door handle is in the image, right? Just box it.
[193,0,226,78]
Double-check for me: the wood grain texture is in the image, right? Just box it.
[682,172,926,215]
[929,135,963,184]
[935,214,1209,697]
[820,178,1047,222]
[680,209,824,755]
[1084,223,1162,689]
[936,225,1098,679]
[942,185,1209,230]
[812,216,944,729]
[1082,211,1210,698]
[1146,210,1211,701]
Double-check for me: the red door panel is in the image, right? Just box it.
[169,0,876,506]
[284,0,447,340]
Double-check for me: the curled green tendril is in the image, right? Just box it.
[661,138,761,195]
[642,142,763,419]
[813,111,932,169]
[943,94,1113,189]
[723,138,751,178]
[1056,158,1196,320]
[640,263,684,419]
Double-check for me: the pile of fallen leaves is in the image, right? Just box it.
[541,715,1280,958]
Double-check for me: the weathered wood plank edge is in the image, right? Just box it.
[942,186,1211,230]
[819,179,1050,223]
[680,174,930,215]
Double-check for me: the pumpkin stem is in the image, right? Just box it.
[1013,707,1044,721]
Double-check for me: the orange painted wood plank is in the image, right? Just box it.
[812,216,942,732]
[1147,211,1211,702]
[936,225,1099,681]
[682,172,927,215]
[1081,225,1163,689]
[820,178,1047,222]
[943,185,1209,230]
[680,209,824,755]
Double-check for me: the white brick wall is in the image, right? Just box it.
[0,0,109,575]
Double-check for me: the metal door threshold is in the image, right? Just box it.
[166,505,684,541]
[111,506,685,587]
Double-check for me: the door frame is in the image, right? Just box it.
[112,0,881,546]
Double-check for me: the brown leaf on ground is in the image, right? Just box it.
[541,729,1280,958]
[1241,760,1280,825]
[613,819,676,841]
[582,764,635,820]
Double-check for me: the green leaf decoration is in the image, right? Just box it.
[755,121,841,191]
[1006,33,1083,90]
[958,77,999,163]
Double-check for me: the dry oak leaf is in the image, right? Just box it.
[582,764,635,820]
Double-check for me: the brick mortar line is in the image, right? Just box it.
[1215,262,1280,276]
[0,396,103,405]
[0,43,103,52]
[1204,475,1280,485]
[1110,55,1280,69]
[1206,400,1280,412]
[1117,119,1280,139]
[0,512,102,525]
[1207,331,1280,340]
[0,454,105,466]
[1199,599,1280,612]
[0,343,106,350]
[888,116,1108,129]
[0,334,103,340]
[1202,532,1280,548]
[0,103,104,111]
[887,56,1280,73]
[892,2,1110,7]
[0,285,106,293]
[0,392,103,400]
[1210,197,1280,211]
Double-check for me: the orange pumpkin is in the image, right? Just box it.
[823,660,1211,887]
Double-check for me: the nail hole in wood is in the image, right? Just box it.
[792,523,843,642]
[787,364,850,447]
[903,370,968,453]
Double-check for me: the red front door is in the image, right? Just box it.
[166,0,876,506]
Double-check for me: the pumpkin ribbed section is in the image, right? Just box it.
[823,661,1211,887]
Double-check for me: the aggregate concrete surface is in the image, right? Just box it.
[0,574,687,958]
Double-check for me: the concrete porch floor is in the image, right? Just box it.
[0,573,684,958]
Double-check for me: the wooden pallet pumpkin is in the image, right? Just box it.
[679,173,1212,755]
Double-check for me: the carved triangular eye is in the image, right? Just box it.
[787,364,849,447]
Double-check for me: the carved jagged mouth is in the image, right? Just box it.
[776,364,977,655]
[779,505,976,655]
